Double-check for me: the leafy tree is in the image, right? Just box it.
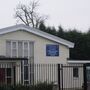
[83,32,90,59]
[39,21,47,32]
[46,26,57,36]
[50,27,57,36]
[14,0,90,60]
[57,26,65,38]
[39,24,90,60]
[63,29,90,60]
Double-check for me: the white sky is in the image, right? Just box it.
[0,0,90,32]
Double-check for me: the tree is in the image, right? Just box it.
[39,21,46,32]
[57,26,65,38]
[15,0,47,28]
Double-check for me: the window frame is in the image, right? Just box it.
[6,40,34,58]
[73,67,79,78]
[6,40,34,84]
[12,41,17,57]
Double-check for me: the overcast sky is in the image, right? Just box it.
[0,0,90,32]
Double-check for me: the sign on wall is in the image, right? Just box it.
[46,44,59,56]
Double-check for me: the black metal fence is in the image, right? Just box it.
[0,63,89,90]
[0,63,58,86]
[58,64,84,90]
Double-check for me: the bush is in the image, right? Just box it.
[0,85,13,90]
[34,82,53,90]
[0,82,53,90]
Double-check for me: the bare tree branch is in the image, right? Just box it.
[14,0,47,28]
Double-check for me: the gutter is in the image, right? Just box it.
[68,60,90,64]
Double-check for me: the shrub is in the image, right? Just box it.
[0,85,12,90]
[0,82,53,90]
[34,82,53,90]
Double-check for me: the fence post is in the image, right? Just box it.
[13,66,16,85]
[61,64,63,90]
[58,64,61,90]
[83,64,87,90]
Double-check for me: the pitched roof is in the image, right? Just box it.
[0,24,74,48]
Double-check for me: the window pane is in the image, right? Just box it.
[24,66,28,80]
[29,42,34,57]
[12,42,16,49]
[24,42,28,49]
[7,68,11,76]
[12,49,17,57]
[24,42,28,58]
[12,42,17,57]
[18,42,23,57]
[24,50,28,58]
[21,61,24,83]
[6,41,11,57]
[73,67,78,77]
[24,60,28,64]
[7,78,11,85]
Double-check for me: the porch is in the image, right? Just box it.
[0,57,27,85]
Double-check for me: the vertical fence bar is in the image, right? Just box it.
[0,63,86,90]
[13,66,16,86]
[58,64,61,90]
[83,64,87,90]
[61,64,63,90]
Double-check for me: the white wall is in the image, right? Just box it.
[62,64,84,89]
[0,30,71,86]
[0,30,69,64]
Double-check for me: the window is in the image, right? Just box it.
[73,67,79,78]
[24,42,28,58]
[18,41,23,57]
[29,42,34,57]
[12,42,17,57]
[0,68,12,85]
[6,41,11,57]
[6,40,34,84]
[6,68,12,84]
[6,41,34,58]
[46,44,59,56]
[24,66,28,80]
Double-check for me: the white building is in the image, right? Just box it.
[0,24,75,85]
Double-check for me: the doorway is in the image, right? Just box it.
[0,64,15,85]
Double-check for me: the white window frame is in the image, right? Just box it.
[11,41,17,57]
[6,40,34,84]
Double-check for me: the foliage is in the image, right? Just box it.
[0,83,53,90]
[14,0,90,60]
[39,23,90,60]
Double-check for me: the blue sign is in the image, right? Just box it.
[46,45,59,56]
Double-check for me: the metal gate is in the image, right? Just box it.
[84,63,90,90]
[58,64,84,90]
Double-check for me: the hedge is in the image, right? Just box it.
[0,83,53,90]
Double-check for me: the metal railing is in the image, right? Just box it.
[0,63,87,90]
